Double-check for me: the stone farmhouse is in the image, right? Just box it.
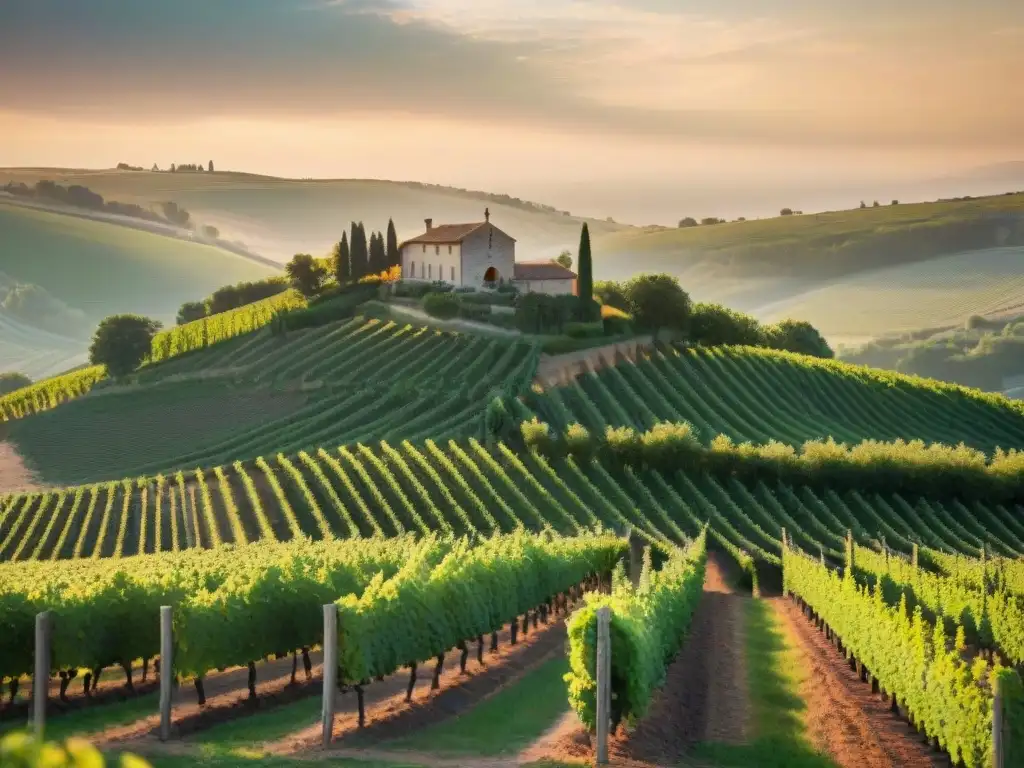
[399,209,577,295]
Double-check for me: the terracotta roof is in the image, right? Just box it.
[400,222,486,246]
[513,260,577,281]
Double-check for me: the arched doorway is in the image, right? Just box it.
[483,266,499,285]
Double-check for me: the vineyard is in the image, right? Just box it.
[3,295,1024,766]
[4,318,540,485]
[526,343,1024,452]
[0,289,304,423]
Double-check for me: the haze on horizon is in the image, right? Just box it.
[1,0,1023,224]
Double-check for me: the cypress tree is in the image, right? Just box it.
[332,232,350,285]
[350,222,367,280]
[386,218,399,268]
[371,232,387,275]
[577,222,594,320]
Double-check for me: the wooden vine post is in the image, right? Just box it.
[628,529,643,588]
[992,672,1004,768]
[159,605,173,741]
[30,611,51,735]
[595,605,611,765]
[322,603,339,748]
[781,528,788,598]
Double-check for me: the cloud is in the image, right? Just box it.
[0,0,1021,150]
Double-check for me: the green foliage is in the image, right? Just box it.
[555,250,573,270]
[690,302,765,347]
[332,232,351,285]
[423,291,461,320]
[284,253,329,299]
[88,314,162,379]
[594,280,629,312]
[515,293,581,334]
[623,274,691,336]
[151,290,306,362]
[176,301,207,326]
[0,731,149,768]
[0,372,32,396]
[337,531,625,684]
[564,321,604,339]
[783,545,1016,768]
[277,283,377,331]
[764,319,833,359]
[565,531,706,730]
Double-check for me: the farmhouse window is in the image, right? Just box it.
[448,245,452,254]
[451,266,455,281]
[411,260,416,277]
[422,244,426,252]
[435,245,440,255]
[429,264,432,279]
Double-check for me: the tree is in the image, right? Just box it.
[555,250,573,270]
[386,218,399,269]
[891,200,900,205]
[689,303,764,347]
[780,208,794,216]
[624,274,691,338]
[369,231,387,275]
[208,160,214,173]
[285,253,328,298]
[594,280,629,312]
[764,319,833,358]
[332,232,351,285]
[176,301,208,325]
[859,200,866,209]
[677,217,698,228]
[576,223,594,320]
[0,372,32,396]
[350,222,369,280]
[152,163,159,172]
[170,163,176,173]
[201,224,219,239]
[872,200,880,207]
[89,314,162,378]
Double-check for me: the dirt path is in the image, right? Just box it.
[608,551,750,764]
[772,596,945,768]
[91,611,565,750]
[0,441,46,495]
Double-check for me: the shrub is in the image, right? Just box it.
[601,304,633,335]
[564,422,596,461]
[280,283,377,331]
[458,303,492,322]
[422,292,461,320]
[564,321,605,339]
[520,418,554,454]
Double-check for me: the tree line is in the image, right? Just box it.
[176,277,290,325]
[285,219,401,298]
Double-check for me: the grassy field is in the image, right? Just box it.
[0,202,278,330]
[0,168,625,264]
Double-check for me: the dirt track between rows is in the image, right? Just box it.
[774,597,946,768]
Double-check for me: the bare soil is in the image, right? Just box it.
[773,596,947,768]
[529,552,752,767]
[0,440,46,494]
[92,609,567,750]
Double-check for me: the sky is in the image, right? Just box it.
[1,0,1023,223]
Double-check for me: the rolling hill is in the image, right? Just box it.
[593,192,1024,344]
[0,168,627,264]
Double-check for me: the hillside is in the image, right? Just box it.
[2,317,538,486]
[0,168,627,264]
[594,193,1024,340]
[2,296,1023,768]
[0,311,87,380]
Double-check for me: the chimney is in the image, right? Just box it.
[484,207,490,223]
[424,218,433,231]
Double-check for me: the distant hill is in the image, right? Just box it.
[0,168,628,265]
[0,201,278,376]
[592,192,1024,344]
